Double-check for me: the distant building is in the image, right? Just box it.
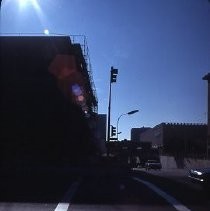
[140,123,207,157]
[130,127,151,142]
[95,114,107,154]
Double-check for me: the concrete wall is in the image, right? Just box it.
[184,158,210,169]
[160,156,177,169]
[160,156,210,169]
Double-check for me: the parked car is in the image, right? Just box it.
[145,160,162,170]
[188,167,210,190]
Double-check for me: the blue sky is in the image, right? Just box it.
[1,0,210,140]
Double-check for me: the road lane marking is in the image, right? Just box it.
[54,203,69,211]
[54,178,81,211]
[132,177,191,211]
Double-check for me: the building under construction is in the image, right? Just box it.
[0,35,98,166]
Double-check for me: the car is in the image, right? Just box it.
[145,160,162,170]
[188,167,210,190]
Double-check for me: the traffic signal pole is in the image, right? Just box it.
[107,67,118,156]
[107,76,112,143]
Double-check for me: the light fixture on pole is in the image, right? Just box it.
[117,109,139,141]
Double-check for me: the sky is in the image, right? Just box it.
[1,0,210,140]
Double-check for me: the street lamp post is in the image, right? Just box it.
[116,109,139,141]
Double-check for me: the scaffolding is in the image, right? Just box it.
[70,35,98,113]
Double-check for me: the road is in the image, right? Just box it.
[0,167,210,211]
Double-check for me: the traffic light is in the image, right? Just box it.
[110,66,118,83]
[111,125,116,137]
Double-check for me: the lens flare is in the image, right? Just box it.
[17,0,46,29]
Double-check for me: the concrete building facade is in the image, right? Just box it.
[140,123,207,157]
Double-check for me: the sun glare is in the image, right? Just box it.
[18,0,39,9]
[18,0,30,7]
[16,0,45,30]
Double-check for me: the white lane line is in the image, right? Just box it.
[132,177,191,211]
[55,203,69,211]
[54,178,81,211]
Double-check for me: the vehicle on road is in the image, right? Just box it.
[145,160,162,170]
[188,167,210,190]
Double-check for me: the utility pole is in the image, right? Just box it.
[107,67,118,154]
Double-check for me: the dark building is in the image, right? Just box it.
[96,114,107,144]
[106,140,156,167]
[131,127,151,142]
[90,114,107,155]
[140,123,207,157]
[0,35,98,166]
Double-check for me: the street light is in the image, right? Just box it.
[117,109,139,141]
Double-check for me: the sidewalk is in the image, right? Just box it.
[144,168,189,177]
[133,167,203,191]
[133,167,188,177]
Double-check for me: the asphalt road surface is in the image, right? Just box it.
[0,167,210,211]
